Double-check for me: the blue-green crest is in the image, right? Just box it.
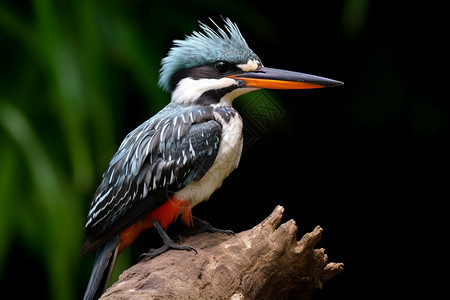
[158,18,260,92]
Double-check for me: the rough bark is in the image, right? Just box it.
[101,206,343,300]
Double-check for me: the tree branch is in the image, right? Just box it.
[101,206,343,300]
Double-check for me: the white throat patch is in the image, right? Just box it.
[171,77,236,105]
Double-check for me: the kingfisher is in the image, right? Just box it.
[81,18,342,300]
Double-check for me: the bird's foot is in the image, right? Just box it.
[140,242,197,261]
[181,216,235,236]
[140,220,197,261]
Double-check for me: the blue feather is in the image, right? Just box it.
[158,18,259,92]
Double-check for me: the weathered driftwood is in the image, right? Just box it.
[101,206,343,300]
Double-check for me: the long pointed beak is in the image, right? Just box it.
[228,67,343,89]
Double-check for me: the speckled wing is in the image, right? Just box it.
[81,104,220,255]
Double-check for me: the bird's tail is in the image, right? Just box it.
[83,235,120,300]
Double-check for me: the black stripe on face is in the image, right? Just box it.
[194,82,245,106]
[169,63,242,92]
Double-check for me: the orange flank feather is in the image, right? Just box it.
[118,197,192,253]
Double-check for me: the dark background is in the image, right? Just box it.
[0,0,446,299]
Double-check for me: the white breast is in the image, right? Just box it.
[174,110,243,207]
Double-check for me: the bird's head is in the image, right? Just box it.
[158,18,342,106]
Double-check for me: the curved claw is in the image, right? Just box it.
[140,242,197,261]
[140,219,198,261]
[179,216,235,237]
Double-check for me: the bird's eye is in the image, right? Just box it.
[215,61,231,74]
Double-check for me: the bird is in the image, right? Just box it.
[81,18,343,300]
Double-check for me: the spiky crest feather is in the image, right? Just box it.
[158,18,260,92]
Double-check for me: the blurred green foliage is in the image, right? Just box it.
[0,1,179,299]
[4,0,443,299]
[0,1,275,299]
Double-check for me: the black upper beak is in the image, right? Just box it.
[228,67,343,89]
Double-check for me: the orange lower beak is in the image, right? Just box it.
[228,67,343,90]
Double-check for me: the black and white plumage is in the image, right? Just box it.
[82,17,342,300]
[81,17,343,256]
[82,102,241,254]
